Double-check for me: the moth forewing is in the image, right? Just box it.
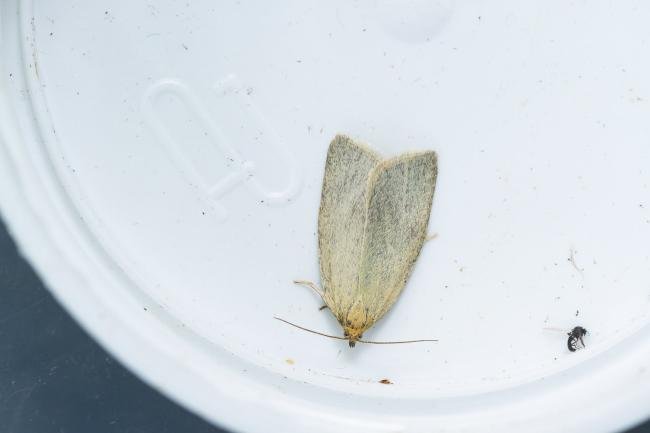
[317,135,381,321]
[356,152,438,329]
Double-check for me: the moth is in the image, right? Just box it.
[277,134,438,347]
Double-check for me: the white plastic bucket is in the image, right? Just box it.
[2,1,650,432]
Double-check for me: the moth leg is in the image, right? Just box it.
[293,279,325,298]
[579,336,586,348]
[319,304,329,311]
[425,233,438,242]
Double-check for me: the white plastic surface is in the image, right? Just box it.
[2,1,650,432]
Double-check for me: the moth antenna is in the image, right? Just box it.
[357,338,438,345]
[275,317,438,345]
[274,316,348,341]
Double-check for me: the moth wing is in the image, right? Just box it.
[318,135,382,308]
[358,151,438,323]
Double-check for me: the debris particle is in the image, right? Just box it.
[285,358,295,365]
[379,379,393,385]
[568,248,583,274]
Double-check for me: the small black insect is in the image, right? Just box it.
[567,326,588,352]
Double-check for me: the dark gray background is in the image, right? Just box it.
[0,216,648,433]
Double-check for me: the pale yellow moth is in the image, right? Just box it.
[277,134,438,347]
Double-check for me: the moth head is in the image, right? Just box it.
[343,327,363,348]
